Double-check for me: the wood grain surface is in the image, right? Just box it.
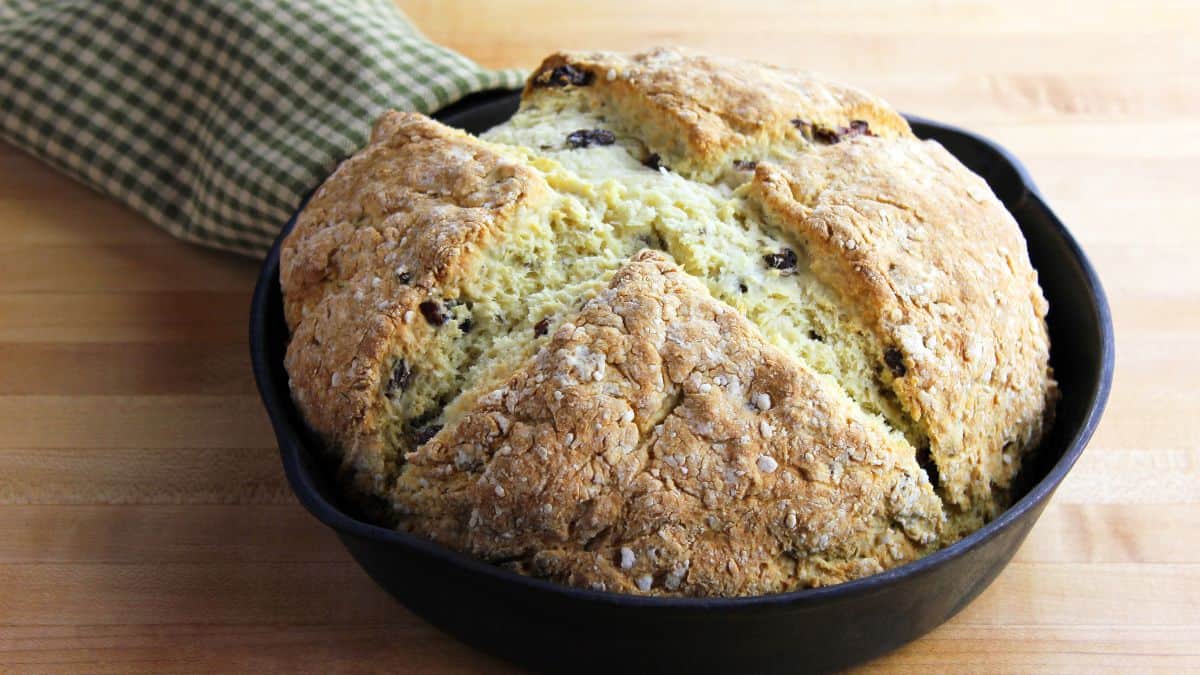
[2,1,1198,672]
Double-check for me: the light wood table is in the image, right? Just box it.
[2,1,1197,672]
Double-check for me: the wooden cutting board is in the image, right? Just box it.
[2,1,1197,672]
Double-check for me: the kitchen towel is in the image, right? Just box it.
[0,1,525,256]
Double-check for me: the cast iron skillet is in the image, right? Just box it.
[250,90,1114,674]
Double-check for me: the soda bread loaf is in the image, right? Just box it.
[281,48,1056,596]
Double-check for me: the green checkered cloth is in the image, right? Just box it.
[0,1,525,257]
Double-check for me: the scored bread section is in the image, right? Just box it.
[524,47,913,182]
[394,251,943,595]
[750,138,1056,529]
[280,112,552,501]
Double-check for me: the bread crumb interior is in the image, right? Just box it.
[380,97,929,472]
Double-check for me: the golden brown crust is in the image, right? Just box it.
[392,251,943,595]
[748,136,1055,520]
[280,112,548,492]
[524,47,912,179]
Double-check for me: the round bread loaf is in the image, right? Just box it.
[281,48,1056,596]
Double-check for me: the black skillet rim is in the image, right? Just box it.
[250,89,1115,611]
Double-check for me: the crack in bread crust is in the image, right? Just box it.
[482,91,930,457]
[748,137,1056,528]
[280,49,1056,595]
[281,112,549,496]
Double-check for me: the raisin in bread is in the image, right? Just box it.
[280,47,1056,596]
